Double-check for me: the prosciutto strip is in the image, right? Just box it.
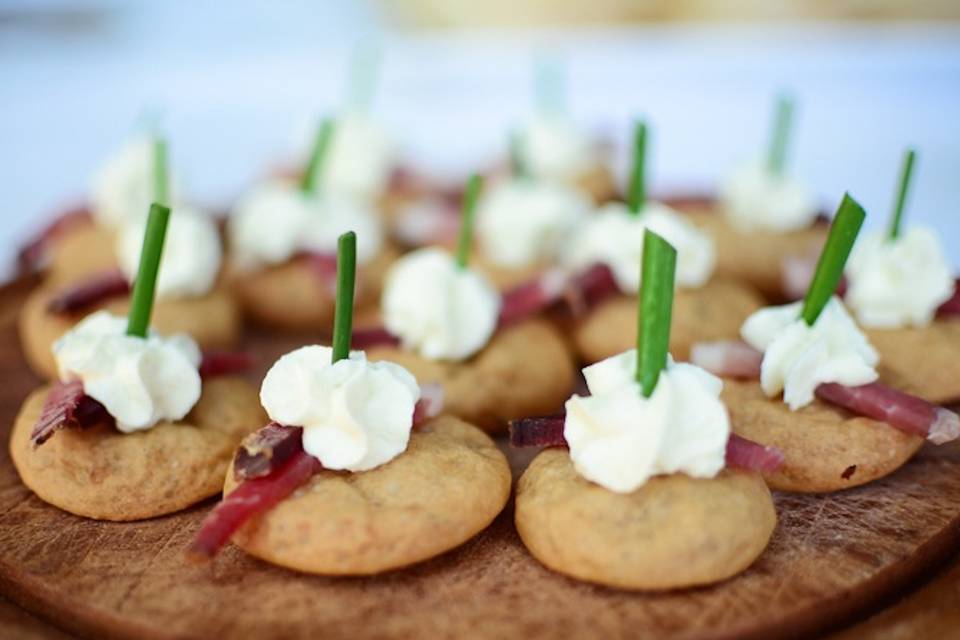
[300,251,338,294]
[498,269,568,328]
[692,340,960,444]
[351,326,401,349]
[46,269,130,314]
[18,206,93,273]
[31,380,111,447]
[198,351,254,378]
[563,262,620,315]
[234,423,304,481]
[936,279,960,317]
[189,447,322,560]
[412,383,445,424]
[781,255,847,302]
[508,414,784,473]
[393,197,461,247]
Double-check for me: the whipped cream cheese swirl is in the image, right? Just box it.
[90,137,179,228]
[720,162,818,232]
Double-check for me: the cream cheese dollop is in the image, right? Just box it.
[90,137,178,228]
[52,311,202,433]
[381,248,501,361]
[520,115,597,183]
[564,350,730,494]
[565,201,715,293]
[477,178,590,267]
[720,163,818,232]
[741,297,879,410]
[845,228,955,329]
[313,113,395,200]
[117,208,222,299]
[260,345,420,472]
[229,181,384,270]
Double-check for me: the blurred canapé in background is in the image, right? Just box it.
[2,0,959,275]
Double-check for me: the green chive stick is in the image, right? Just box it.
[126,203,171,338]
[153,137,168,206]
[887,148,916,240]
[455,174,483,269]
[766,93,795,177]
[300,118,336,195]
[627,120,648,215]
[636,230,677,397]
[331,231,357,363]
[800,193,866,326]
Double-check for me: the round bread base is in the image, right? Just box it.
[226,415,511,575]
[230,247,398,332]
[574,163,618,204]
[573,277,763,364]
[722,379,924,493]
[515,449,776,591]
[684,210,829,301]
[868,318,960,405]
[9,377,266,521]
[366,319,576,433]
[18,285,243,380]
[46,223,118,288]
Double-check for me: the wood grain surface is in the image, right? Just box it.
[0,277,959,639]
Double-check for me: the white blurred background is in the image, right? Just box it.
[2,1,959,276]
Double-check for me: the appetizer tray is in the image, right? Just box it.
[1,276,959,640]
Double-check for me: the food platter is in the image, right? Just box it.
[0,276,959,640]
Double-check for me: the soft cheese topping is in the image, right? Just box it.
[564,350,730,494]
[720,162,818,232]
[846,227,954,329]
[381,248,501,361]
[565,201,715,292]
[229,181,384,270]
[314,113,395,200]
[260,345,420,472]
[52,311,202,433]
[477,178,590,267]
[117,208,222,299]
[90,137,178,228]
[520,115,597,183]
[741,297,879,410]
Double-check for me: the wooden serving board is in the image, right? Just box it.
[0,277,959,640]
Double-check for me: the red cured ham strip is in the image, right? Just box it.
[815,382,960,444]
[412,383,445,424]
[31,380,111,447]
[18,206,93,273]
[498,269,568,328]
[234,423,304,481]
[300,251,338,294]
[393,197,461,247]
[198,351,254,378]
[690,341,763,379]
[351,326,401,349]
[936,279,960,317]
[782,255,847,302]
[46,269,130,314]
[508,414,784,472]
[563,262,620,315]
[189,447,322,560]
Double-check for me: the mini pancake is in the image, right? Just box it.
[573,163,618,205]
[684,209,828,300]
[573,277,763,364]
[47,222,118,288]
[10,377,266,521]
[515,449,776,591]
[19,284,242,380]
[230,247,399,332]
[470,251,548,292]
[867,318,960,404]
[722,379,924,493]
[225,415,511,575]
[366,319,575,433]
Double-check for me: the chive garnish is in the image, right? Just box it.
[510,130,528,180]
[455,174,483,270]
[301,118,336,195]
[636,230,677,397]
[800,193,866,326]
[153,137,168,206]
[887,148,916,240]
[766,93,795,177]
[627,120,647,215]
[126,203,171,338]
[331,231,357,364]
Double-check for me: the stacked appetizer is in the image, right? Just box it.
[19,137,241,379]
[191,232,511,574]
[11,204,263,520]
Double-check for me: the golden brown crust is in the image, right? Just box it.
[18,285,243,380]
[684,209,828,301]
[515,449,776,590]
[366,319,575,433]
[867,318,960,404]
[573,277,764,364]
[10,377,266,521]
[226,415,511,575]
[722,379,924,493]
[574,163,618,205]
[46,223,118,288]
[229,247,398,332]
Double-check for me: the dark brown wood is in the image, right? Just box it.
[1,277,960,639]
